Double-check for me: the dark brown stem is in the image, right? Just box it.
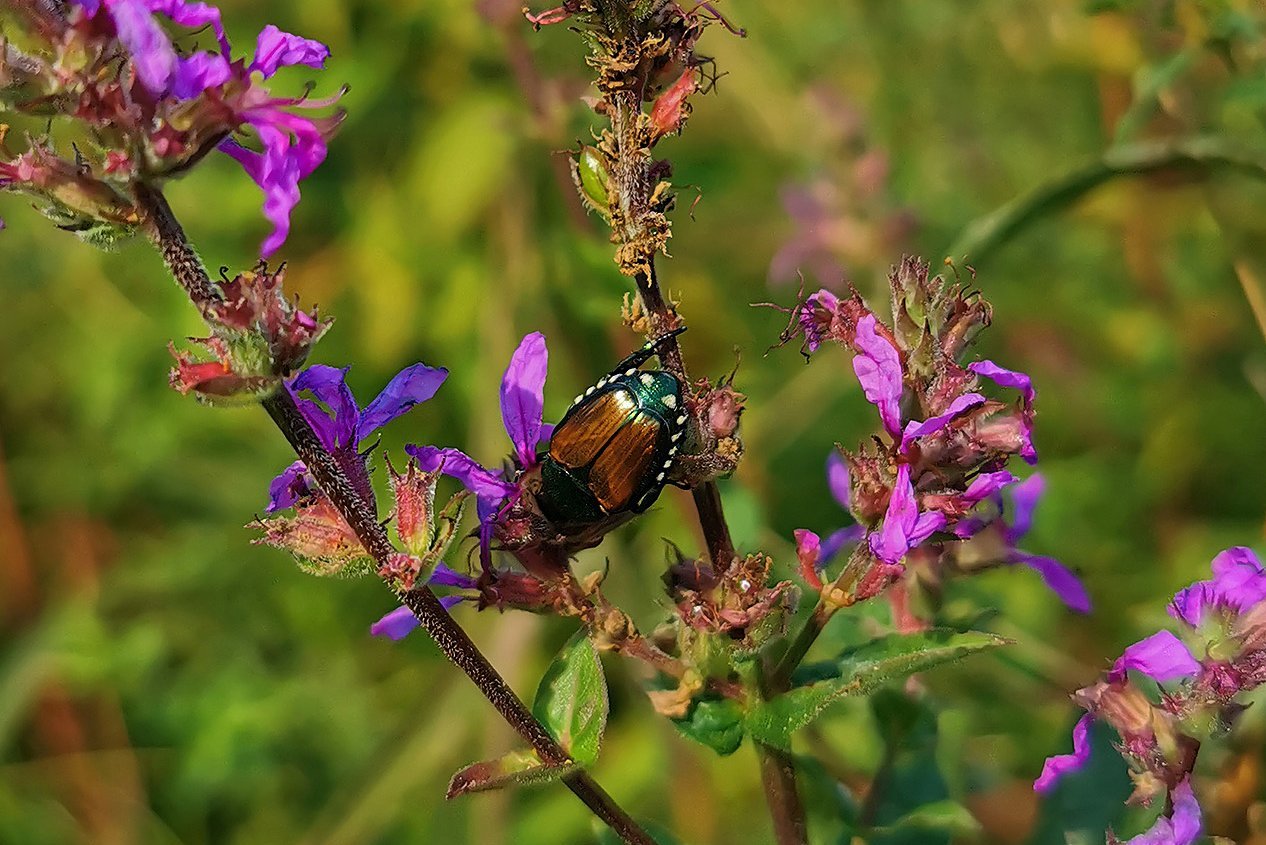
[635,262,736,569]
[135,186,656,845]
[770,601,837,690]
[133,183,221,314]
[758,745,809,845]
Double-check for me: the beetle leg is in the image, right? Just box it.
[608,326,688,375]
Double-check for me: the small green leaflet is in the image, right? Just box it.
[447,631,609,799]
[745,629,1011,751]
[532,631,609,766]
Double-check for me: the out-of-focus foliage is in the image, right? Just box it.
[3,0,1266,842]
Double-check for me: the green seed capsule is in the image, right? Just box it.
[574,146,611,213]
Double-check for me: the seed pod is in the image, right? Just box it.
[572,145,611,218]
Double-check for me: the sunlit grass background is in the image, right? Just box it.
[3,0,1266,842]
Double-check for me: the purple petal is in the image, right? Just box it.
[1016,553,1091,613]
[289,365,358,450]
[826,451,851,510]
[1125,776,1202,845]
[800,289,839,353]
[851,314,903,438]
[405,445,517,519]
[971,360,1038,464]
[430,563,478,590]
[969,360,1035,409]
[962,470,1017,506]
[500,332,549,467]
[1111,630,1200,683]
[266,460,311,513]
[220,112,329,257]
[867,464,944,564]
[439,594,466,611]
[1168,582,1212,628]
[1209,547,1266,611]
[70,0,104,16]
[1034,713,1093,793]
[370,605,419,640]
[250,24,330,77]
[1006,473,1045,544]
[821,524,866,563]
[900,392,987,443]
[170,51,230,99]
[356,363,448,442]
[795,529,822,576]
[145,0,229,54]
[909,510,946,547]
[109,0,178,95]
[1168,547,1266,626]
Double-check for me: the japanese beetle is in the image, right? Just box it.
[537,330,688,529]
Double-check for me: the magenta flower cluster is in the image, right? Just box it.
[1036,546,1266,843]
[789,259,1088,612]
[1,0,342,255]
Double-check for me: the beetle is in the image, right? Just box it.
[535,329,688,529]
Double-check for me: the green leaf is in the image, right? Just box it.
[531,632,608,766]
[670,696,745,757]
[746,629,1010,751]
[866,690,953,845]
[873,800,982,839]
[446,749,578,799]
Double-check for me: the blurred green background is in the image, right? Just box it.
[4,0,1266,842]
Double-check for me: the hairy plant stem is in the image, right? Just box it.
[635,261,736,569]
[134,185,656,845]
[770,601,838,691]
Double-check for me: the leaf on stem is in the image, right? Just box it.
[448,632,609,798]
[670,696,745,757]
[447,749,579,799]
[745,629,1010,751]
[532,631,609,767]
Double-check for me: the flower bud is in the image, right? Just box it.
[387,456,439,557]
[649,67,696,141]
[251,495,373,577]
[169,264,330,404]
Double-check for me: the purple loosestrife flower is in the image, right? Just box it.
[3,0,341,256]
[406,332,549,528]
[268,362,448,512]
[1035,546,1266,843]
[784,259,1083,616]
[868,464,945,564]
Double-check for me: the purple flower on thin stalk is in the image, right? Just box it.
[1168,546,1266,627]
[267,362,448,513]
[407,331,551,539]
[217,26,336,257]
[868,464,945,565]
[1033,547,1266,843]
[10,0,341,257]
